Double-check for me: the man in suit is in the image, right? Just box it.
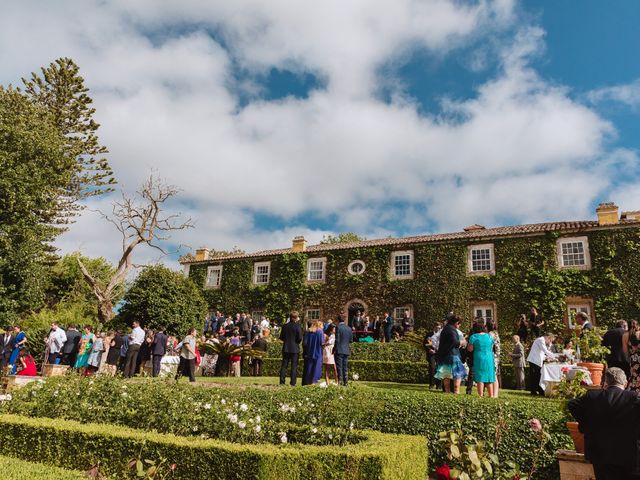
[0,328,14,370]
[279,311,303,386]
[62,324,81,367]
[510,335,526,390]
[576,312,594,333]
[569,367,640,480]
[151,326,168,377]
[603,320,630,376]
[335,315,353,386]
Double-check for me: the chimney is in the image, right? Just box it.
[195,247,210,261]
[596,202,619,226]
[292,236,307,252]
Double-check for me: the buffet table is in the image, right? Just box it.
[540,363,592,393]
[141,355,181,377]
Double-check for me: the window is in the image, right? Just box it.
[473,305,494,323]
[305,308,321,321]
[557,236,591,270]
[348,260,366,275]
[205,265,222,288]
[253,261,271,285]
[390,251,414,279]
[467,244,495,275]
[393,306,413,321]
[566,299,594,329]
[251,310,264,321]
[307,257,326,282]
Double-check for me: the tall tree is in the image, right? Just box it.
[22,57,115,222]
[77,175,194,323]
[0,88,72,325]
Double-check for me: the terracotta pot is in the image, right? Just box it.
[566,421,585,454]
[577,362,604,386]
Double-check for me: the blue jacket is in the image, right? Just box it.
[334,323,353,356]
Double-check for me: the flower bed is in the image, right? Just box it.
[0,414,427,480]
[0,455,87,479]
[3,376,568,479]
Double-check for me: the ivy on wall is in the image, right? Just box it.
[188,228,640,333]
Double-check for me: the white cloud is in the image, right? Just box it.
[1,0,633,268]
[587,79,640,110]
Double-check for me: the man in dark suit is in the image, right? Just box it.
[569,367,640,480]
[279,311,303,386]
[151,327,168,377]
[0,328,14,369]
[61,324,81,367]
[603,320,630,376]
[335,315,353,386]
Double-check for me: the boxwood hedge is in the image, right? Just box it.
[0,455,87,479]
[0,414,427,480]
[265,340,425,362]
[3,376,568,479]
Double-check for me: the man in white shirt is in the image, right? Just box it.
[527,334,558,396]
[47,322,67,365]
[260,316,270,332]
[124,321,145,378]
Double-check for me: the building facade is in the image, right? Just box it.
[182,203,640,332]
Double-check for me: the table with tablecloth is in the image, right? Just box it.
[142,355,180,377]
[540,363,592,392]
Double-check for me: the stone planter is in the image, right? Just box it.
[42,364,69,377]
[577,362,604,386]
[566,421,585,454]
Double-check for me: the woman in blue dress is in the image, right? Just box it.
[74,325,95,370]
[302,321,324,385]
[467,322,496,398]
[8,325,27,374]
[435,315,467,394]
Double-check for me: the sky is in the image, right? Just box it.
[1,0,639,268]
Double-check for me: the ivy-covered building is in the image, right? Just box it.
[182,203,640,332]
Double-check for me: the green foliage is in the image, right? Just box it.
[4,375,567,479]
[0,413,427,480]
[320,232,367,244]
[265,339,425,362]
[573,327,610,363]
[190,228,640,333]
[119,265,207,336]
[0,455,87,479]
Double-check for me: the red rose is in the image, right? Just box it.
[436,464,451,480]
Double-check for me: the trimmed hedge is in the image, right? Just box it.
[0,455,86,480]
[265,340,425,362]
[4,376,568,479]
[0,414,428,480]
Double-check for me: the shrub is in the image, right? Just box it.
[0,455,86,479]
[3,375,569,479]
[265,339,425,362]
[0,414,428,480]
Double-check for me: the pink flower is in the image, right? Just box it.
[529,418,542,432]
[170,464,177,471]
[436,464,451,480]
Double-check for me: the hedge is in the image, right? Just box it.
[0,414,427,480]
[265,340,425,362]
[0,455,86,480]
[4,376,568,479]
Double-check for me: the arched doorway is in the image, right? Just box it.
[344,299,367,328]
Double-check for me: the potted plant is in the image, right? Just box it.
[552,369,589,453]
[573,327,609,386]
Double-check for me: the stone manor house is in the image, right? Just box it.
[182,203,640,331]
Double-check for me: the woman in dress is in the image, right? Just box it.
[87,332,105,374]
[302,320,324,385]
[623,320,640,391]
[104,330,122,376]
[323,323,338,384]
[467,322,496,397]
[516,315,528,343]
[74,325,95,370]
[487,320,501,398]
[435,315,467,394]
[16,350,37,376]
[529,307,544,338]
[8,325,27,374]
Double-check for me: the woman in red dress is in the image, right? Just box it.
[16,350,37,376]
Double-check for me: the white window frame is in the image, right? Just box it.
[390,250,414,279]
[557,236,591,270]
[205,265,223,289]
[305,308,321,321]
[347,260,366,275]
[467,244,495,275]
[566,300,594,330]
[306,257,327,283]
[251,310,264,321]
[471,303,495,324]
[253,261,271,285]
[393,305,413,322]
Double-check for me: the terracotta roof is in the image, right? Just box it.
[182,219,640,264]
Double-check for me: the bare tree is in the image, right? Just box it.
[77,175,194,323]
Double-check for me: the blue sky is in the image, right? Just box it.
[0,1,638,265]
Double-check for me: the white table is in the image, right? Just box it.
[540,363,592,392]
[142,355,181,377]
